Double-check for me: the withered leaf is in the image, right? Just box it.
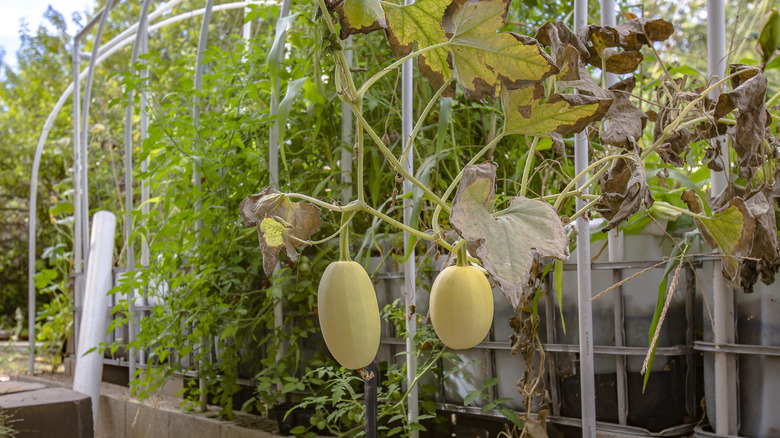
[449,163,569,309]
[714,65,768,179]
[653,102,693,167]
[681,190,754,285]
[443,0,558,100]
[502,82,612,138]
[601,76,647,149]
[739,189,780,291]
[535,21,590,83]
[585,47,644,74]
[329,0,387,40]
[595,148,653,230]
[614,18,674,51]
[240,187,323,275]
[383,0,454,95]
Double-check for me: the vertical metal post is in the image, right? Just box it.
[364,360,378,438]
[401,1,418,431]
[707,0,738,434]
[574,0,596,435]
[599,1,627,425]
[193,0,216,413]
[125,0,152,382]
[80,2,112,266]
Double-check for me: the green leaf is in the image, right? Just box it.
[758,8,780,64]
[501,83,612,139]
[384,0,453,94]
[289,425,307,435]
[444,0,557,100]
[481,377,500,389]
[463,390,482,405]
[268,13,300,100]
[450,163,570,309]
[278,77,309,149]
[331,0,387,39]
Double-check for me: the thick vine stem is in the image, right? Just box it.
[653,201,710,220]
[349,105,450,212]
[454,239,468,266]
[399,78,456,166]
[519,137,540,198]
[567,198,599,223]
[361,203,438,242]
[285,193,358,212]
[339,212,351,261]
[357,41,451,100]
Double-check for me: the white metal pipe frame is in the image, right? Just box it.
[25,0,750,436]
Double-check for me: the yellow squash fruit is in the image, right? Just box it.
[430,265,493,350]
[317,261,380,369]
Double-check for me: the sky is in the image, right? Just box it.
[0,0,95,70]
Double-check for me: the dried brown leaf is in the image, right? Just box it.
[601,76,647,148]
[449,163,569,309]
[595,148,653,230]
[714,65,769,179]
[240,187,323,275]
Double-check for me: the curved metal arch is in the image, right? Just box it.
[27,0,273,375]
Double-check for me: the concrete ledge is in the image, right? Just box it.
[14,374,283,438]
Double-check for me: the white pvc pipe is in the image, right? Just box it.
[600,0,626,426]
[707,1,738,434]
[574,0,596,435]
[72,211,116,429]
[401,2,418,430]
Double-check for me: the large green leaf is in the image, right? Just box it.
[330,0,386,39]
[501,83,612,138]
[384,0,453,94]
[449,163,569,309]
[681,190,753,280]
[443,0,557,100]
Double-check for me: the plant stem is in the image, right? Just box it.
[648,43,682,94]
[519,137,540,198]
[642,69,757,159]
[339,212,351,261]
[357,103,365,202]
[392,347,447,412]
[361,203,438,242]
[568,198,599,223]
[357,41,451,99]
[767,88,780,108]
[455,239,468,266]
[399,78,455,166]
[431,133,506,235]
[285,193,357,212]
[653,200,710,220]
[288,211,356,246]
[350,106,450,211]
[552,154,631,210]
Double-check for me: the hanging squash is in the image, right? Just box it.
[430,265,493,350]
[317,261,380,369]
